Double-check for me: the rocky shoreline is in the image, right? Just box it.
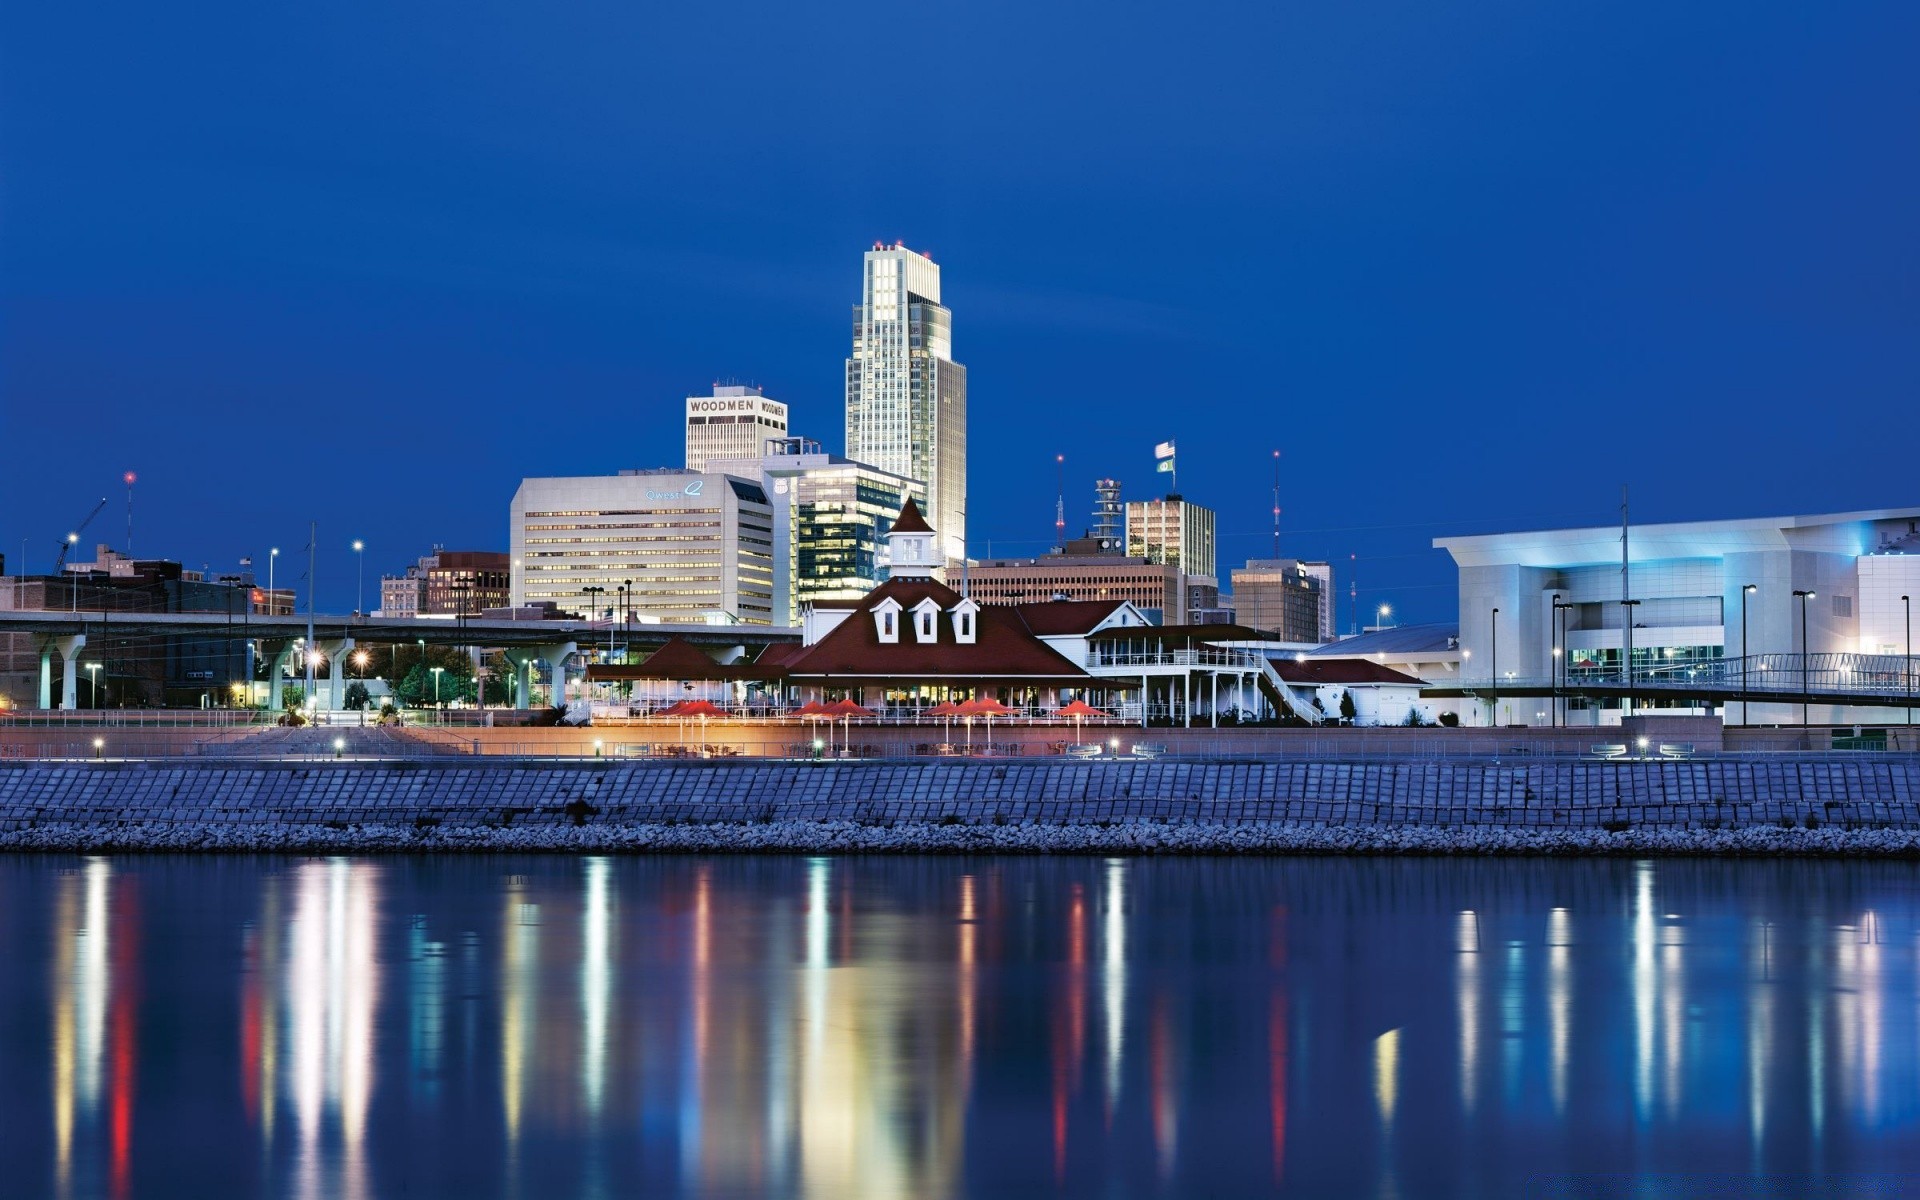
[6,817,1920,857]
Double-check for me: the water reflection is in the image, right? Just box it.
[12,855,1920,1198]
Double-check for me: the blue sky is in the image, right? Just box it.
[3,1,1915,621]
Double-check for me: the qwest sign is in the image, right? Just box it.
[645,479,707,502]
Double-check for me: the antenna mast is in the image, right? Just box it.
[1271,450,1281,559]
[124,472,137,557]
[1054,454,1066,552]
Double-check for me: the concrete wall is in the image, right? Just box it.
[3,756,1917,844]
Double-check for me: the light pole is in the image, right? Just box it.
[1619,599,1641,716]
[582,585,605,658]
[1377,603,1391,631]
[1903,594,1911,728]
[1551,595,1572,728]
[1793,589,1815,729]
[617,584,629,661]
[352,539,364,614]
[268,547,279,614]
[1489,607,1499,728]
[85,662,101,708]
[431,665,445,710]
[1740,584,1756,727]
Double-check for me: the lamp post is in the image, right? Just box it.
[1740,584,1757,727]
[1619,599,1641,716]
[1551,594,1572,729]
[582,585,606,659]
[624,578,634,657]
[352,539,365,614]
[1377,603,1391,631]
[1792,590,1815,729]
[617,584,629,661]
[431,665,445,710]
[269,547,279,614]
[1489,607,1499,729]
[1903,594,1911,728]
[85,662,101,708]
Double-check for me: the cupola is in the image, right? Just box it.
[886,499,938,579]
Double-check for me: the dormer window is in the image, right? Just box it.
[911,597,942,643]
[951,598,979,644]
[874,597,903,643]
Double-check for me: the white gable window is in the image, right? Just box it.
[951,598,979,644]
[911,597,942,643]
[873,597,903,643]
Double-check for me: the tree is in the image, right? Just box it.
[343,681,371,711]
[1339,690,1358,725]
[281,684,306,712]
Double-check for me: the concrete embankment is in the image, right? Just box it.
[3,755,1919,855]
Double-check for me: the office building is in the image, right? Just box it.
[707,438,919,625]
[381,550,511,618]
[845,242,967,563]
[511,469,780,626]
[1126,495,1216,579]
[967,538,1195,624]
[1436,505,1920,723]
[684,385,790,471]
[1231,559,1328,644]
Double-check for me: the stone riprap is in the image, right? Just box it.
[0,756,1916,855]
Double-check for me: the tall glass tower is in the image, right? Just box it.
[845,242,967,564]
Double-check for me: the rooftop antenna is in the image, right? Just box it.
[1270,450,1281,559]
[1054,454,1066,552]
[1092,479,1123,550]
[1349,554,1358,637]
[123,471,137,557]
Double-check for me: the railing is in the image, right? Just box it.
[0,709,273,729]
[1456,653,1920,700]
[1088,647,1269,670]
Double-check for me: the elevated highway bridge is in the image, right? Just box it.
[1422,652,1919,716]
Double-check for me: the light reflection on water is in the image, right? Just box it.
[13,854,1920,1198]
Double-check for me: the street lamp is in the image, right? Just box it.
[1489,607,1499,728]
[1903,594,1911,728]
[1619,599,1641,716]
[1551,594,1572,728]
[1377,602,1391,630]
[352,539,365,614]
[1792,590,1815,729]
[431,665,445,709]
[582,586,606,658]
[85,662,101,708]
[1740,584,1757,727]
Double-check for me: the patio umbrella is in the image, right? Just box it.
[958,697,1014,751]
[794,699,834,754]
[674,698,723,756]
[824,698,874,757]
[1056,698,1109,744]
[926,700,964,749]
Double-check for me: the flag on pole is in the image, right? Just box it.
[1155,458,1175,473]
[1153,440,1176,460]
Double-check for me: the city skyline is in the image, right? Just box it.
[3,3,1916,622]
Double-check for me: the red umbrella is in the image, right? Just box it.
[653,698,723,755]
[1056,698,1107,745]
[957,697,1013,751]
[925,700,963,750]
[824,698,874,717]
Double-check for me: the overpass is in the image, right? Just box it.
[0,608,798,712]
[1423,652,1920,716]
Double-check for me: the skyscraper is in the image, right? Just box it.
[845,242,967,564]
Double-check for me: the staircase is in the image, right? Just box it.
[1251,656,1324,725]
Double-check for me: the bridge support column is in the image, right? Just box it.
[504,650,536,710]
[321,639,355,711]
[538,642,577,708]
[266,642,298,712]
[40,635,84,710]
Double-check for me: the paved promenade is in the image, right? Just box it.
[2,755,1918,854]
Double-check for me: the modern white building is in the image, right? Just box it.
[845,242,967,564]
[1436,506,1920,725]
[707,438,921,625]
[1125,494,1217,620]
[684,385,789,472]
[511,469,780,626]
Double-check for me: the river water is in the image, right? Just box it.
[8,854,1920,1198]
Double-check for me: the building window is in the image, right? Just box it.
[916,608,936,642]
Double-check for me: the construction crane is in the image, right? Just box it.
[54,497,108,573]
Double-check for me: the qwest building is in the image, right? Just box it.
[845,242,967,564]
[1436,506,1920,723]
[511,470,780,625]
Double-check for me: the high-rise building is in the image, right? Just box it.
[1230,559,1328,643]
[845,242,967,564]
[1126,495,1216,579]
[511,470,780,626]
[684,385,789,471]
[708,438,920,624]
